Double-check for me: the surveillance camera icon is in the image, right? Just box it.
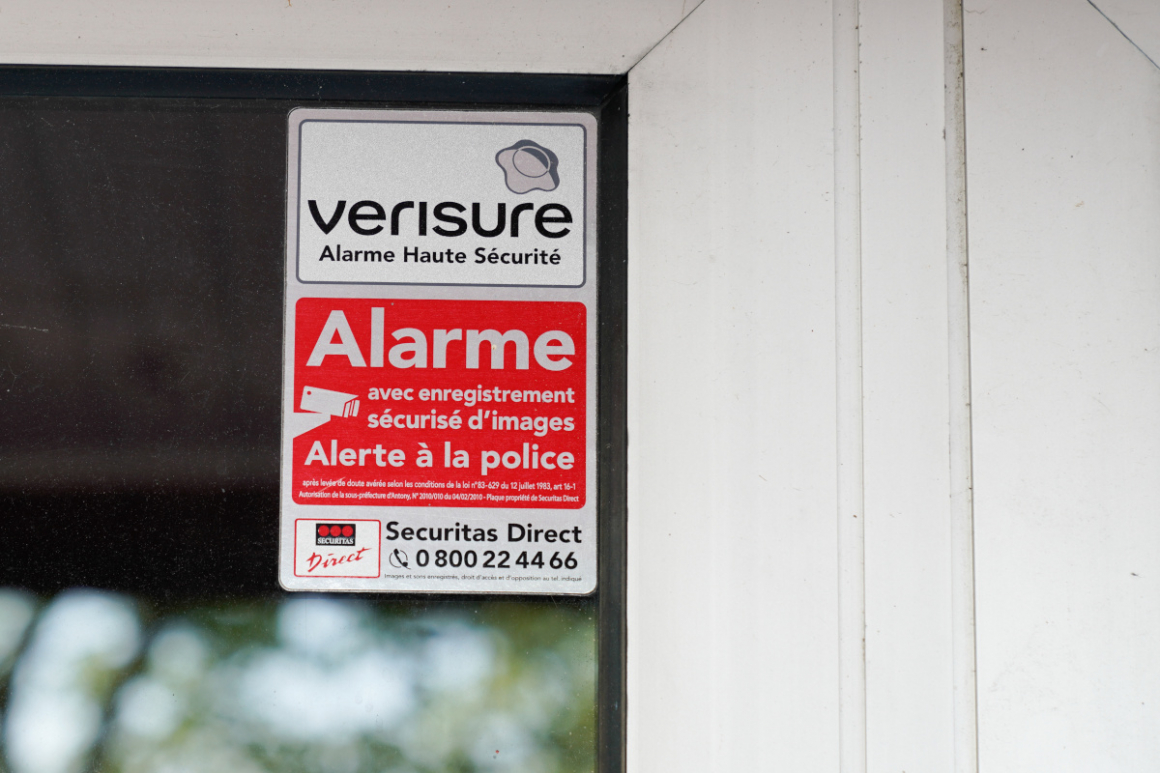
[496,140,560,194]
[300,386,360,418]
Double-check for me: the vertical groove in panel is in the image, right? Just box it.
[834,0,866,771]
[943,2,980,772]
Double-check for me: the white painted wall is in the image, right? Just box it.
[859,0,957,770]
[627,0,967,769]
[627,0,840,768]
[0,0,694,73]
[629,0,1160,770]
[965,1,1160,769]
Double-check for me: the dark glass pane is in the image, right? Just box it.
[0,99,284,487]
[0,97,595,772]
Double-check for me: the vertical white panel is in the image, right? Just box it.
[834,0,868,767]
[859,0,957,771]
[627,0,839,768]
[966,0,1160,769]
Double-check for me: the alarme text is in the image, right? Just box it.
[306,309,574,372]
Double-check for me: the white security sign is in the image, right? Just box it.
[296,120,587,287]
[280,109,598,595]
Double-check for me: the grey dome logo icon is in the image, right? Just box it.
[496,140,560,193]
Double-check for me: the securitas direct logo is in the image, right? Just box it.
[316,523,356,546]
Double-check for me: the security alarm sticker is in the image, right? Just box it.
[280,109,597,596]
[291,298,586,508]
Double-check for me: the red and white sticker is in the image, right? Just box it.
[278,109,598,595]
[291,298,586,508]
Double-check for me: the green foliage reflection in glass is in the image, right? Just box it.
[0,590,595,773]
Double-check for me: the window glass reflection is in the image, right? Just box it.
[1,591,594,773]
[0,96,599,773]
